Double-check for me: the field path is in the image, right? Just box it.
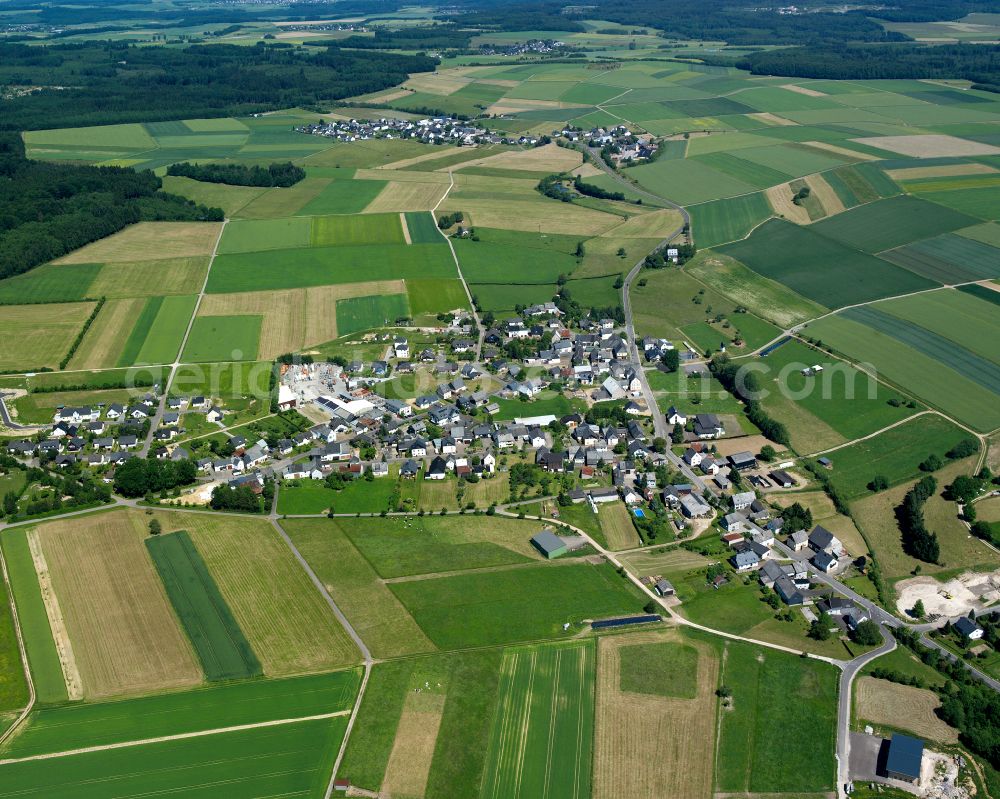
[433,173,484,360]
[0,710,349,764]
[399,212,412,244]
[140,218,228,457]
[270,516,372,799]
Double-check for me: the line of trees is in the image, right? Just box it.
[167,161,305,188]
[897,474,941,563]
[709,356,791,447]
[573,176,626,202]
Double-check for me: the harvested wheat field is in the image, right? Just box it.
[165,510,361,674]
[802,141,880,161]
[887,162,998,181]
[379,147,462,170]
[55,222,223,263]
[748,112,797,127]
[197,281,405,358]
[364,181,450,212]
[593,628,718,799]
[451,143,582,173]
[67,297,145,370]
[805,173,846,215]
[766,183,811,225]
[381,690,447,798]
[602,209,685,239]
[855,676,958,743]
[403,73,471,95]
[355,168,452,184]
[33,510,202,699]
[853,134,1000,158]
[441,198,621,236]
[782,83,827,97]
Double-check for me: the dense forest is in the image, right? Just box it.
[327,24,475,50]
[0,132,222,283]
[0,42,436,131]
[735,43,1000,89]
[167,161,305,188]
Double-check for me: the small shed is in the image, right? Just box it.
[883,733,924,783]
[531,530,568,560]
[654,579,674,597]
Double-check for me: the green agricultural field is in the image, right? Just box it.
[693,152,791,189]
[207,244,456,293]
[217,217,312,254]
[311,213,405,246]
[407,279,469,315]
[481,641,595,799]
[684,252,825,328]
[757,338,916,453]
[0,263,101,304]
[160,176,265,218]
[282,518,435,659]
[630,267,739,341]
[813,414,974,499]
[0,531,68,704]
[881,233,1000,283]
[470,282,559,312]
[298,179,386,215]
[453,237,581,284]
[340,648,502,798]
[146,531,261,682]
[492,391,583,421]
[0,567,28,716]
[0,716,348,798]
[809,313,1000,431]
[728,142,848,178]
[715,638,838,793]
[182,315,261,362]
[690,192,773,248]
[811,195,977,253]
[0,302,96,372]
[118,295,197,367]
[875,289,1000,366]
[618,640,699,698]
[625,158,757,205]
[842,305,1000,392]
[389,560,643,650]
[921,186,1000,220]
[719,219,936,308]
[170,360,273,400]
[337,515,541,579]
[277,478,399,515]
[403,212,444,244]
[336,294,410,336]
[2,670,359,758]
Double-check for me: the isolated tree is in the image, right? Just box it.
[661,348,680,373]
[671,422,685,445]
[759,445,776,462]
[910,599,926,619]
[617,247,627,257]
[148,518,162,536]
[809,611,832,641]
[850,620,882,646]
[575,241,586,258]
[644,601,658,614]
[2,492,17,517]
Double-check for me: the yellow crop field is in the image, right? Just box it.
[593,629,718,799]
[403,73,472,95]
[805,173,846,215]
[439,198,621,235]
[355,169,452,184]
[381,691,447,797]
[197,280,405,358]
[55,222,222,263]
[618,548,712,578]
[67,297,145,369]
[888,162,998,181]
[380,147,461,170]
[855,677,958,743]
[34,511,202,700]
[451,143,582,173]
[766,183,811,224]
[364,180,450,212]
[168,510,361,674]
[601,209,684,239]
